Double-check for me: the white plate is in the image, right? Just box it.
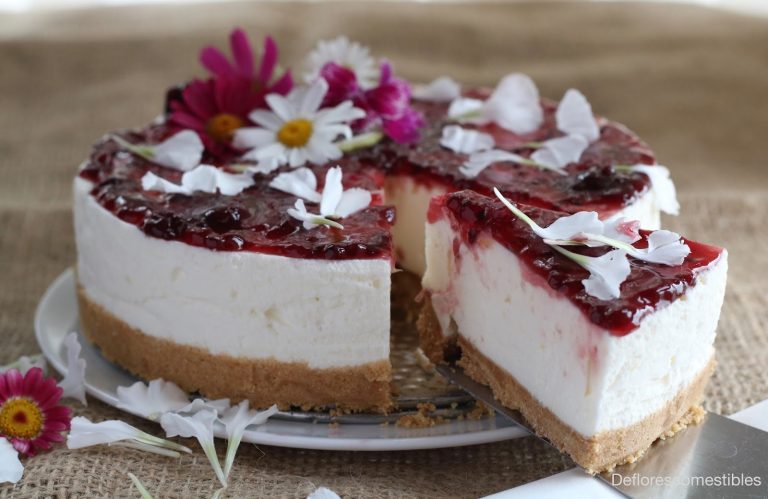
[35,269,527,451]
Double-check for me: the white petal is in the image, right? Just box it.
[314,101,365,127]
[179,165,254,196]
[178,398,231,415]
[253,142,289,164]
[299,79,329,116]
[58,332,87,405]
[116,379,190,420]
[304,36,379,89]
[220,401,278,477]
[266,93,297,122]
[460,149,526,178]
[530,134,588,169]
[335,188,372,218]
[247,110,283,131]
[482,73,543,134]
[631,164,680,215]
[320,167,344,216]
[141,172,190,194]
[213,170,255,196]
[269,167,321,203]
[0,437,23,484]
[413,76,461,102]
[307,487,341,499]
[160,411,226,486]
[150,130,204,171]
[447,97,484,120]
[582,249,631,300]
[440,125,495,154]
[233,127,275,150]
[536,211,604,242]
[67,417,141,448]
[0,354,47,375]
[556,89,600,142]
[603,217,641,244]
[180,165,219,193]
[630,230,690,265]
[304,137,341,165]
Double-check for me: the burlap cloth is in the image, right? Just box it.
[1,1,767,497]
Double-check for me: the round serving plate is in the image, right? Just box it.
[35,269,526,451]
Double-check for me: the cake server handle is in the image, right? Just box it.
[436,364,768,498]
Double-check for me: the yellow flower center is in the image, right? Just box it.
[206,113,244,143]
[0,397,44,440]
[277,119,313,148]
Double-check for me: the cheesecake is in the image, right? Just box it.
[73,31,688,414]
[420,190,727,471]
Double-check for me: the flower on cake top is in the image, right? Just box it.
[270,166,372,230]
[142,164,255,196]
[112,130,204,172]
[200,28,292,97]
[304,36,379,90]
[233,79,365,173]
[623,164,680,215]
[448,73,543,134]
[307,37,425,144]
[412,76,461,102]
[168,77,265,153]
[493,188,690,300]
[0,367,72,457]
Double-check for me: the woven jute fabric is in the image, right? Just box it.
[1,2,767,497]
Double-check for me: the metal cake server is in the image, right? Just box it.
[437,364,768,498]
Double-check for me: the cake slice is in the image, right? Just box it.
[384,91,672,275]
[420,190,727,472]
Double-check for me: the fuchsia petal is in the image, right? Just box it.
[382,108,425,144]
[379,61,393,85]
[169,111,206,132]
[320,62,360,106]
[269,70,294,96]
[200,47,235,79]
[230,28,255,79]
[12,439,31,456]
[183,79,218,120]
[366,80,411,120]
[258,35,277,83]
[6,368,23,396]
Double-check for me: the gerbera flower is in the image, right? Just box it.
[304,36,379,90]
[233,79,365,173]
[0,368,71,456]
[200,28,292,98]
[168,77,260,155]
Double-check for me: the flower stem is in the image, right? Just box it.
[136,430,192,454]
[337,132,384,152]
[493,188,542,231]
[223,435,242,478]
[110,135,154,160]
[202,443,228,488]
[127,472,155,499]
[109,440,181,459]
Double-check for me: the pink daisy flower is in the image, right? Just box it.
[319,61,424,144]
[0,368,72,457]
[200,28,292,99]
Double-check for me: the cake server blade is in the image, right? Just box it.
[436,364,768,498]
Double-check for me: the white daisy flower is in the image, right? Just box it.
[303,36,379,89]
[234,79,365,174]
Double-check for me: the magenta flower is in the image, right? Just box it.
[168,77,259,155]
[319,61,424,144]
[0,368,72,457]
[200,28,292,99]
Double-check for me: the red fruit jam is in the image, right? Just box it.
[373,98,655,217]
[80,125,394,260]
[431,190,724,335]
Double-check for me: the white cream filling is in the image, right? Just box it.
[73,177,391,369]
[423,218,727,436]
[386,175,661,276]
